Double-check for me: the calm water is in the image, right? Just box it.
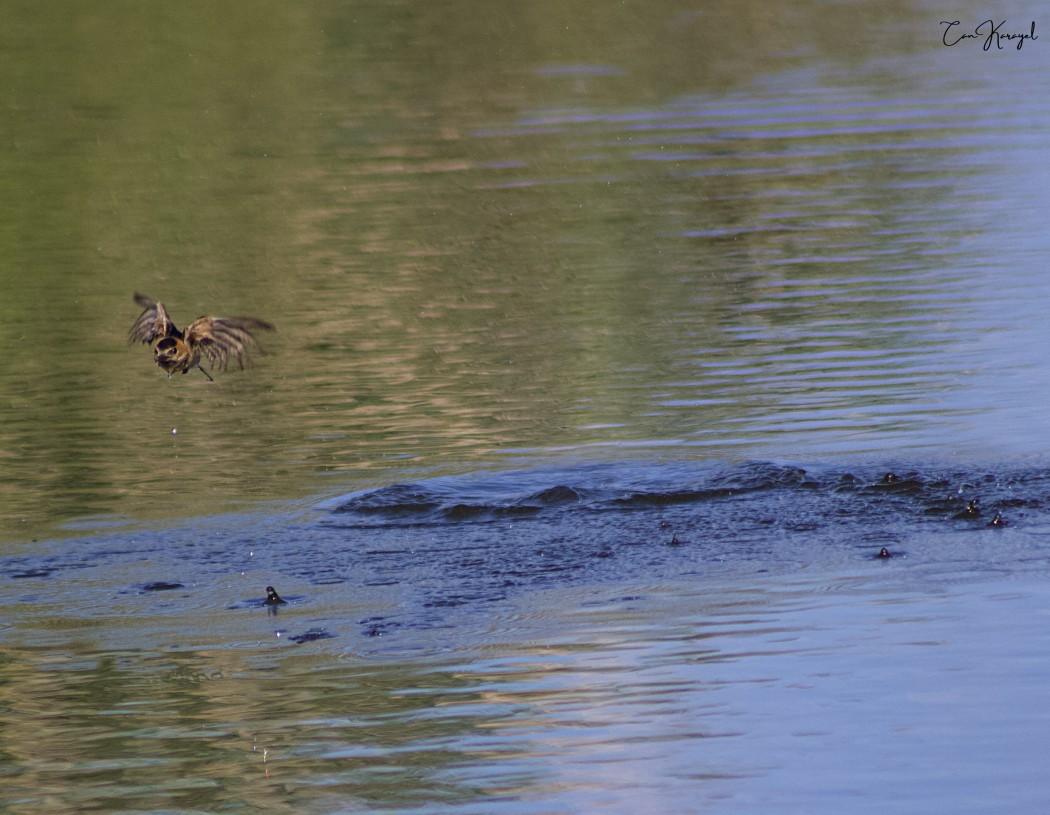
[3,1,1050,812]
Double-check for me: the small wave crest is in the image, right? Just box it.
[324,459,1050,532]
[323,461,1025,529]
[331,480,596,525]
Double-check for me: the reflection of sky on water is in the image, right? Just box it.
[933,120,1050,456]
[3,4,1050,813]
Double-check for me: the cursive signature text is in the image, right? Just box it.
[941,19,1037,50]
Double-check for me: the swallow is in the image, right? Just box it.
[128,292,275,381]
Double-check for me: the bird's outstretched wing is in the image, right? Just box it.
[128,293,178,344]
[184,315,276,371]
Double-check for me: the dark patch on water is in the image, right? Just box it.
[332,480,596,525]
[296,460,1045,630]
[324,462,1034,540]
[6,460,1048,638]
[360,616,400,637]
[3,554,94,580]
[139,581,185,592]
[581,594,645,607]
[287,627,335,644]
[7,568,52,579]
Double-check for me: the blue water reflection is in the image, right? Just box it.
[3,1,1050,812]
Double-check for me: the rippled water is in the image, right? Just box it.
[4,2,1050,537]
[7,461,1050,812]
[4,0,1050,812]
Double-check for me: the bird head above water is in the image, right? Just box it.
[264,586,287,606]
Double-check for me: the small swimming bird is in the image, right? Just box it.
[128,292,274,380]
[264,586,287,606]
[953,498,981,520]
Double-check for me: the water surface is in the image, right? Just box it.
[3,0,1049,537]
[3,0,1050,812]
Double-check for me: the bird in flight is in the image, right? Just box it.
[128,292,275,381]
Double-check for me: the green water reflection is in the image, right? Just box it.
[0,0,1025,539]
[0,645,501,812]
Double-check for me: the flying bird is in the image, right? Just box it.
[128,292,275,381]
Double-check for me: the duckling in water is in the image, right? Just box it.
[264,586,287,606]
[953,498,981,519]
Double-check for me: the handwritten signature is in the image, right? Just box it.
[941,20,1037,50]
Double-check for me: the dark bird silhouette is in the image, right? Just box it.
[264,586,287,606]
[953,497,981,520]
[128,292,274,380]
